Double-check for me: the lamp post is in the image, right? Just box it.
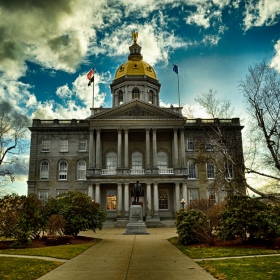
[180,199,185,210]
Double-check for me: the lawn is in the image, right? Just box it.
[169,237,280,280]
[0,239,101,259]
[0,238,101,279]
[0,257,62,280]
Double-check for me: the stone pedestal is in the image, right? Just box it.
[124,205,149,234]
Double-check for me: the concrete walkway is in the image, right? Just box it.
[37,228,216,280]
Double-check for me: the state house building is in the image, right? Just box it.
[27,33,245,226]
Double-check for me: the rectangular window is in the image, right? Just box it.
[225,162,234,179]
[56,190,67,196]
[188,189,199,203]
[42,140,50,152]
[79,140,87,151]
[188,161,197,179]
[77,161,86,180]
[106,190,117,210]
[60,140,68,152]
[40,162,49,180]
[38,191,48,201]
[187,139,194,151]
[208,193,216,206]
[205,143,213,151]
[159,189,168,210]
[207,162,215,179]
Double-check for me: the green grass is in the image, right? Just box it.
[0,257,62,280]
[169,237,280,280]
[0,239,101,259]
[169,237,280,259]
[200,256,280,280]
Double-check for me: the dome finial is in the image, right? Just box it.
[132,31,138,43]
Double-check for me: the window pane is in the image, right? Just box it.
[159,190,168,210]
[60,140,68,152]
[189,189,198,202]
[79,140,87,151]
[132,152,142,169]
[38,191,48,201]
[77,160,86,180]
[59,161,67,180]
[42,140,50,152]
[106,190,117,210]
[207,162,215,179]
[225,162,234,179]
[157,151,168,168]
[107,152,117,169]
[40,161,49,180]
[188,161,196,178]
[187,139,194,150]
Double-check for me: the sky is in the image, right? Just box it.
[1,0,280,195]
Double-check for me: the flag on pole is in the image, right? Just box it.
[87,67,94,86]
[173,64,178,74]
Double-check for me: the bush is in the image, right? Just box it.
[217,196,280,243]
[45,191,107,237]
[47,214,66,235]
[175,209,211,245]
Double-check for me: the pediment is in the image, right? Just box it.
[89,100,185,120]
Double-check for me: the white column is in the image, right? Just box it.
[96,129,101,169]
[88,185,93,199]
[175,182,180,211]
[89,129,94,168]
[117,183,122,217]
[182,183,187,206]
[95,183,100,203]
[124,129,129,168]
[152,129,157,168]
[146,183,152,217]
[124,183,129,217]
[153,183,159,217]
[146,129,150,168]
[117,129,122,168]
[173,129,179,167]
[180,128,186,167]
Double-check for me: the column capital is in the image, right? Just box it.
[152,128,157,132]
[173,128,178,132]
[145,128,151,132]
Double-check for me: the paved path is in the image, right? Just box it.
[37,228,216,280]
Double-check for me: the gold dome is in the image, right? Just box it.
[114,32,157,80]
[114,60,157,80]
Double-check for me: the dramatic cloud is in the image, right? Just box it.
[243,0,280,30]
[271,39,280,72]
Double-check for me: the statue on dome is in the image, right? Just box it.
[132,31,138,43]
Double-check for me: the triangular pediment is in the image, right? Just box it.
[89,99,185,120]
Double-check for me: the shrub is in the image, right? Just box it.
[45,191,107,237]
[47,214,66,235]
[175,209,211,245]
[217,196,280,243]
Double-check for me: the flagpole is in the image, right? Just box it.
[177,69,180,107]
[92,81,94,109]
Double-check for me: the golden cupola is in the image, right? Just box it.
[110,32,161,107]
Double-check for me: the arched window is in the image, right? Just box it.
[40,161,49,180]
[157,151,168,169]
[206,162,215,179]
[77,160,86,180]
[132,152,142,170]
[106,152,117,170]
[118,90,123,104]
[148,90,154,104]
[132,88,140,99]
[188,160,197,179]
[59,161,68,180]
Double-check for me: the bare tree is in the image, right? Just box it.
[239,61,280,195]
[195,89,235,119]
[0,101,29,183]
